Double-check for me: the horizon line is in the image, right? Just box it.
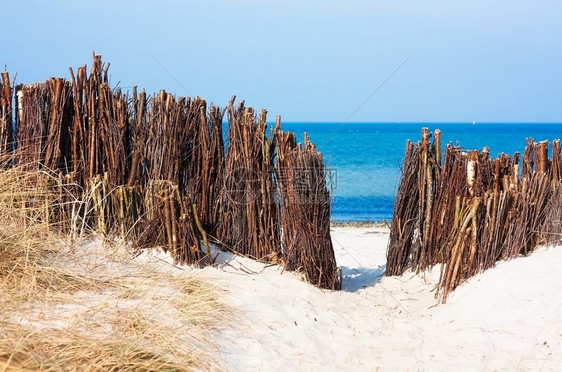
[273,121,562,125]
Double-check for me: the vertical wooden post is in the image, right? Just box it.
[551,140,561,181]
[0,72,13,155]
[434,129,442,166]
[537,140,549,174]
[467,151,478,197]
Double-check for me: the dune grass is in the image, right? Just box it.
[0,164,229,371]
[0,321,200,371]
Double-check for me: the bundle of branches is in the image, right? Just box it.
[412,128,441,272]
[111,88,148,241]
[217,101,281,261]
[139,90,195,244]
[540,139,562,245]
[550,139,562,181]
[14,83,49,168]
[12,80,78,231]
[503,172,551,258]
[436,195,481,302]
[2,54,344,289]
[476,153,519,270]
[139,180,211,266]
[179,102,224,236]
[0,72,13,154]
[144,91,192,183]
[14,79,73,171]
[276,131,341,290]
[432,149,496,273]
[386,140,421,275]
[540,180,562,247]
[437,172,551,303]
[434,148,505,302]
[138,92,222,264]
[66,56,132,234]
[204,106,226,234]
[95,83,130,187]
[388,129,449,275]
[427,145,469,268]
[68,55,129,185]
[388,128,562,303]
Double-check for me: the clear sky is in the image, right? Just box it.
[2,0,561,122]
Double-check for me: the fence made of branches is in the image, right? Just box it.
[1,54,341,290]
[387,128,562,302]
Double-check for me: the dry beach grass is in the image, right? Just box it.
[0,164,230,371]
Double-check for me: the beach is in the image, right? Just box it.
[2,1,561,369]
[138,225,562,371]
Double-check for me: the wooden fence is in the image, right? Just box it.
[387,128,562,302]
[0,54,341,290]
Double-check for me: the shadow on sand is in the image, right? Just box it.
[341,265,386,292]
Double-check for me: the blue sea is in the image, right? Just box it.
[282,123,562,222]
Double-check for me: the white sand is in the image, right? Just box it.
[141,226,561,371]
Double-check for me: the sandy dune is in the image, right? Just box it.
[138,226,562,371]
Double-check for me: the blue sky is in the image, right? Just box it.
[2,0,561,122]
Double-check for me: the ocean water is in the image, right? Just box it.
[282,123,562,222]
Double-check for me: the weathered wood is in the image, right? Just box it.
[2,54,342,289]
[388,128,562,301]
[276,128,341,290]
[0,72,13,154]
